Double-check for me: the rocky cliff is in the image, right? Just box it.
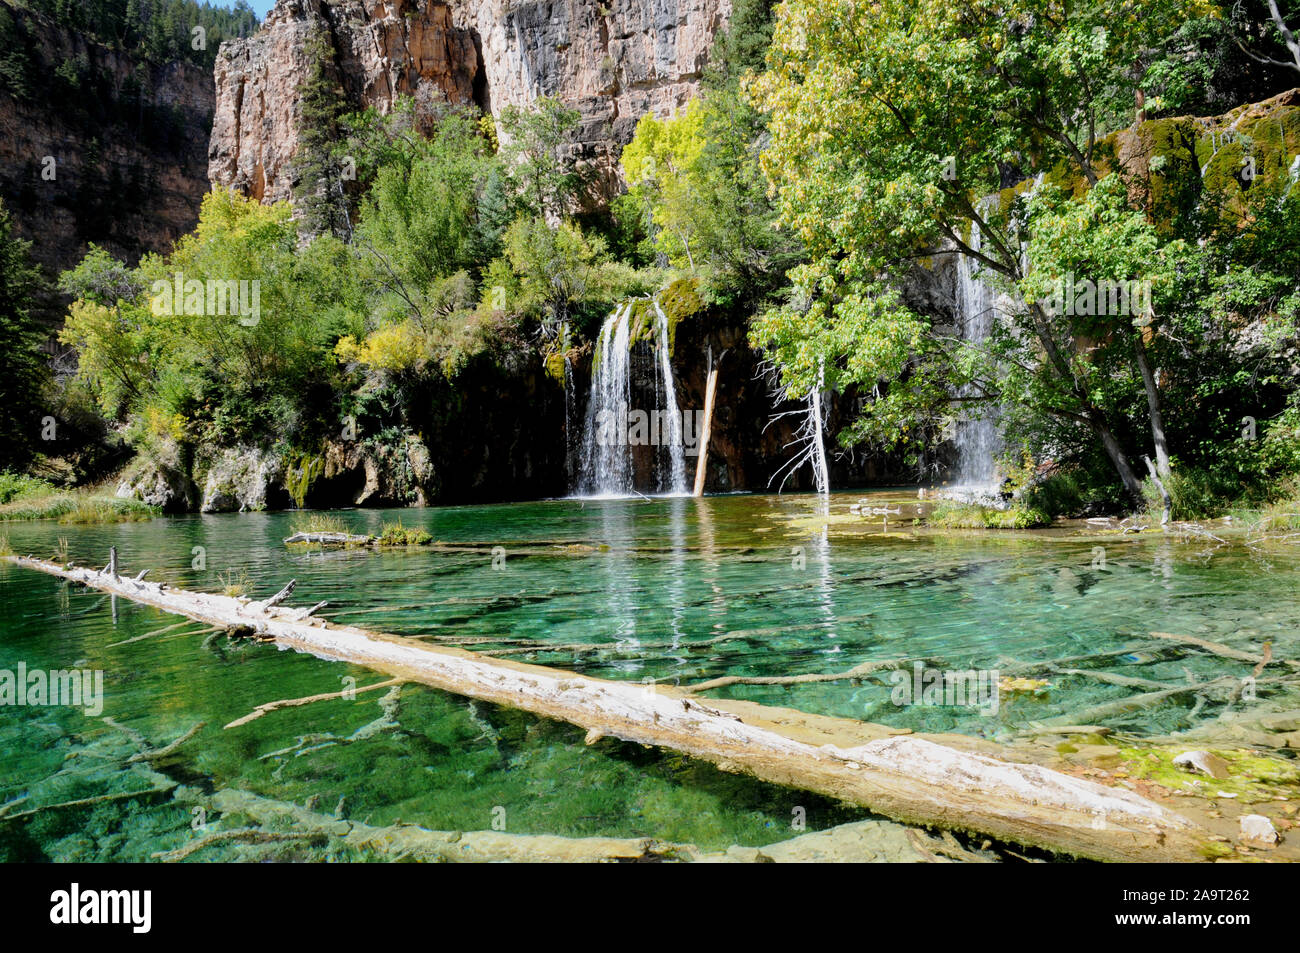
[0,1,214,283]
[209,0,729,202]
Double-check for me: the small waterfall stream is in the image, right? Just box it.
[951,213,1003,489]
[653,301,688,495]
[575,298,689,497]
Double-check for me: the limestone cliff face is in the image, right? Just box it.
[209,0,729,202]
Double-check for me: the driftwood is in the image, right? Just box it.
[7,554,1219,862]
[1150,631,1299,669]
[151,828,325,862]
[284,532,374,546]
[167,786,947,863]
[0,785,176,823]
[684,658,920,694]
[1048,677,1240,725]
[225,678,405,729]
[479,631,745,658]
[106,619,210,648]
[1052,668,1181,692]
[694,361,719,497]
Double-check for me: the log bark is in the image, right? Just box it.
[7,554,1216,862]
[1134,331,1171,479]
[693,362,719,497]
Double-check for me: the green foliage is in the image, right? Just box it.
[60,189,363,449]
[14,0,259,71]
[376,520,432,546]
[356,106,502,294]
[0,198,49,470]
[496,97,587,220]
[288,512,349,536]
[748,0,1300,508]
[928,500,1052,529]
[0,486,158,523]
[291,27,353,241]
[619,7,799,305]
[0,470,55,504]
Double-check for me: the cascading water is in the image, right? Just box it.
[575,298,689,497]
[653,301,689,495]
[578,303,633,495]
[951,213,1002,489]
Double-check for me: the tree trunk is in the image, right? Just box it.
[693,363,719,497]
[1026,302,1146,505]
[1133,329,1171,479]
[1092,411,1146,505]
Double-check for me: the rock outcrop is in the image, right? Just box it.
[199,445,288,512]
[0,2,214,285]
[312,432,440,506]
[209,0,729,202]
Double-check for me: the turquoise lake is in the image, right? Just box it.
[2,491,1297,860]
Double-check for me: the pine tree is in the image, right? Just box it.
[291,29,354,241]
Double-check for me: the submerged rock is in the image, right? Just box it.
[1259,710,1300,733]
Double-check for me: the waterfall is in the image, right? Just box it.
[951,214,1002,488]
[576,298,689,497]
[653,301,689,495]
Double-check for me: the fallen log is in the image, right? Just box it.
[1150,631,1299,669]
[284,531,374,546]
[7,554,1217,862]
[169,787,941,863]
[684,658,920,694]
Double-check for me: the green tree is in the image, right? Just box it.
[751,0,1207,502]
[291,28,353,241]
[0,199,49,468]
[497,97,587,220]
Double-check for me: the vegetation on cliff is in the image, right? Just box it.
[26,0,1300,522]
[745,0,1300,517]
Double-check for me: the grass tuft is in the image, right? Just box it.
[376,520,432,546]
[288,512,349,536]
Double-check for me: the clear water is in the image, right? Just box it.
[3,491,1298,860]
